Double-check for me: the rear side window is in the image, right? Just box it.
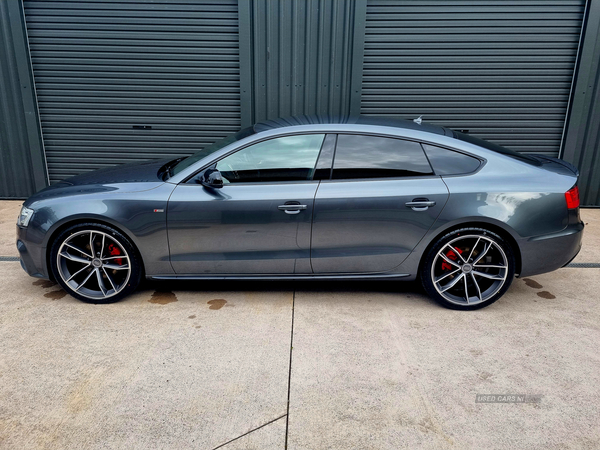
[422,144,481,175]
[332,135,433,180]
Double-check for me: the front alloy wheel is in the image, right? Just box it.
[421,228,515,310]
[50,223,142,303]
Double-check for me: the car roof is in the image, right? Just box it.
[253,114,450,136]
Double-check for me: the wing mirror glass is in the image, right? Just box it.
[199,168,224,189]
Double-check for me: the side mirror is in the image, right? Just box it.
[200,168,224,189]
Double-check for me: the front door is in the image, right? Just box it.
[167,134,326,274]
[310,134,449,274]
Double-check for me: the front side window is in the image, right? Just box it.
[171,126,256,176]
[216,134,325,183]
[332,134,433,180]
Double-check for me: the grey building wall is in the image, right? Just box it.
[0,0,47,199]
[0,0,599,205]
[239,0,366,126]
[562,0,600,207]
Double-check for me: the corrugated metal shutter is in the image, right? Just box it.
[23,0,240,183]
[361,0,585,157]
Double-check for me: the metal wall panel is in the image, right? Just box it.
[562,0,600,206]
[23,0,241,183]
[239,0,367,126]
[361,0,585,157]
[0,0,47,198]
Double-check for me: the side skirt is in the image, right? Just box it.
[147,273,411,281]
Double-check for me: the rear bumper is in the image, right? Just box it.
[518,220,584,277]
[16,225,49,279]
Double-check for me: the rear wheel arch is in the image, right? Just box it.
[420,227,516,309]
[419,221,522,277]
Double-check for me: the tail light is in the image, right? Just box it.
[565,186,580,209]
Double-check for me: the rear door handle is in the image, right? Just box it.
[405,199,436,211]
[278,202,307,215]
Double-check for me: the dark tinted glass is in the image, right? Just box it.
[422,144,481,175]
[452,130,542,166]
[332,135,433,179]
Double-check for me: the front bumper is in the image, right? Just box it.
[16,225,49,279]
[518,220,584,277]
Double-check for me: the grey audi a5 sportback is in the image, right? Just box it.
[17,116,583,310]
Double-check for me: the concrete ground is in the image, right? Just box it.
[1,200,599,449]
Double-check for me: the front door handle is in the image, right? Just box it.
[278,203,307,215]
[405,198,436,211]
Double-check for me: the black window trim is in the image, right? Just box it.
[182,129,488,184]
[312,133,337,181]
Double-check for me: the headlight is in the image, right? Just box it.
[17,206,34,227]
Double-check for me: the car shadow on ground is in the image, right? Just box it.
[141,277,425,295]
[136,277,439,309]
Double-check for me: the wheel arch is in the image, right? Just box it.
[45,217,145,281]
[418,220,522,277]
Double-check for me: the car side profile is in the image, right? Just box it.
[17,116,583,310]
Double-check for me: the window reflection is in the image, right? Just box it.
[422,144,481,175]
[216,134,325,183]
[333,135,433,179]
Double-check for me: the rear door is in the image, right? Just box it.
[310,134,449,274]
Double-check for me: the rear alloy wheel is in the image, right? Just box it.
[421,228,515,310]
[50,223,142,303]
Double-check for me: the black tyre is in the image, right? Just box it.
[420,228,515,310]
[50,223,143,303]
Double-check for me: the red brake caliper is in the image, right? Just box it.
[441,247,463,271]
[107,243,122,266]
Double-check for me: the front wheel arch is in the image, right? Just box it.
[49,222,144,303]
[45,218,145,281]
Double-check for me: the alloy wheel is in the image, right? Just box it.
[431,234,509,306]
[56,230,131,300]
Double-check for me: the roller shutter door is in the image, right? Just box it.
[24,0,241,183]
[361,0,585,157]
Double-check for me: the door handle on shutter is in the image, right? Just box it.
[278,203,307,215]
[405,199,436,211]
